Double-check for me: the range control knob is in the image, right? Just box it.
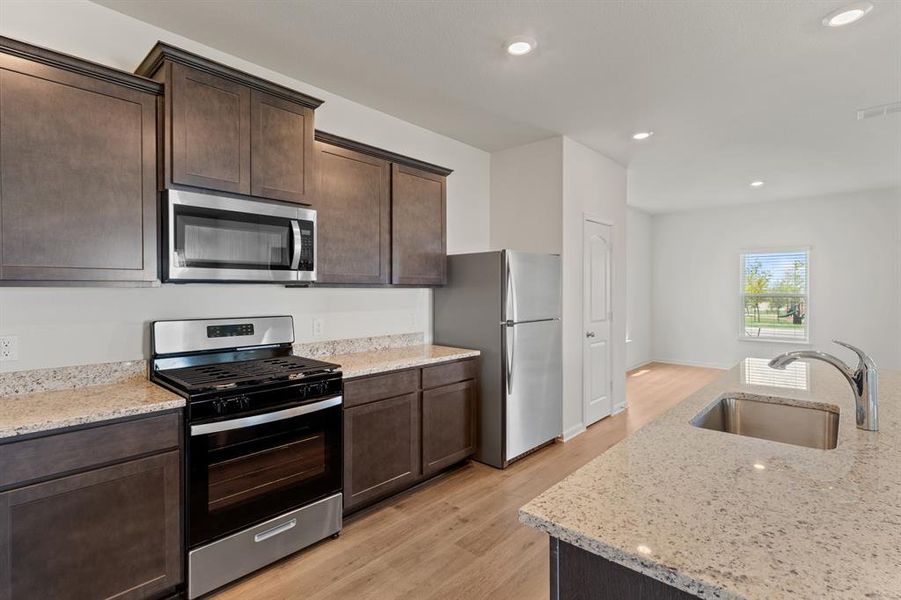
[213,399,227,416]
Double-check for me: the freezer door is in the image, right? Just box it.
[504,251,562,323]
[503,319,562,460]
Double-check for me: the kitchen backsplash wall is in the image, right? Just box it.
[0,286,430,373]
[0,331,426,394]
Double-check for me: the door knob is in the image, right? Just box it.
[586,332,596,338]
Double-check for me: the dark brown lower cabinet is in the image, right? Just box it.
[422,379,477,477]
[550,538,695,600]
[343,392,421,512]
[342,358,479,514]
[0,412,183,600]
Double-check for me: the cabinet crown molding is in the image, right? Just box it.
[135,41,324,109]
[315,131,453,177]
[0,36,163,95]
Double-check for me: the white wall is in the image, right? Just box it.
[488,136,627,440]
[0,0,490,372]
[626,207,653,370]
[489,137,562,253]
[561,138,628,439]
[651,188,901,370]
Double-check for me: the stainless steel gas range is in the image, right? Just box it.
[150,316,342,598]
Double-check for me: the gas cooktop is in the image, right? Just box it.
[155,355,339,393]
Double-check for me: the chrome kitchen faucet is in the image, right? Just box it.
[769,341,878,431]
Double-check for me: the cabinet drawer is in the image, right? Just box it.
[0,412,181,490]
[344,369,420,408]
[422,358,478,390]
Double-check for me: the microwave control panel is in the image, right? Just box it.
[298,220,315,271]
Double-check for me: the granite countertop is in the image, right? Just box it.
[519,359,901,599]
[323,344,480,379]
[0,377,184,439]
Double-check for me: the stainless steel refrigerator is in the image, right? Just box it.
[434,250,562,468]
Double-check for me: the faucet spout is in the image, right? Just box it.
[768,341,878,431]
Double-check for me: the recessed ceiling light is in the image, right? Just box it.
[822,2,873,27]
[753,462,767,470]
[636,545,653,555]
[505,36,536,56]
[632,131,654,140]
[750,180,765,188]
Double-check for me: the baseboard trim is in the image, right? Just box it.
[626,360,653,372]
[651,357,733,370]
[562,423,586,442]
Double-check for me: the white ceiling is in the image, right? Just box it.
[94,0,901,213]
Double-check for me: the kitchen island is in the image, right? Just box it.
[520,359,901,599]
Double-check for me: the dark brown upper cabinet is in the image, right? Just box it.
[251,90,314,203]
[391,164,447,285]
[0,37,160,284]
[314,141,391,284]
[136,42,322,205]
[169,61,251,194]
[313,132,452,287]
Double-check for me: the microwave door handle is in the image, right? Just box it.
[290,220,301,270]
[190,395,342,436]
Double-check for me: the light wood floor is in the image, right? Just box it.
[213,362,722,600]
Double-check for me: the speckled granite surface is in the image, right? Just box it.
[0,378,184,439]
[294,332,424,358]
[323,344,480,379]
[0,360,148,396]
[520,359,901,600]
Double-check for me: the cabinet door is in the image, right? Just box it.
[251,90,314,204]
[0,55,157,282]
[0,451,181,600]
[170,62,251,194]
[422,379,477,477]
[391,164,446,285]
[343,392,420,512]
[315,142,390,284]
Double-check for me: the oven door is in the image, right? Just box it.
[166,189,316,282]
[188,396,342,547]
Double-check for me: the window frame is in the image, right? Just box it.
[738,247,811,344]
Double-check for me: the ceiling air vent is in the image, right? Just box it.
[857,101,901,120]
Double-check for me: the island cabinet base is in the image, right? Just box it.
[550,538,695,600]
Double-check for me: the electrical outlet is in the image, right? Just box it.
[0,336,19,362]
[312,318,324,337]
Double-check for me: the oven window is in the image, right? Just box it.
[207,431,326,511]
[175,206,293,270]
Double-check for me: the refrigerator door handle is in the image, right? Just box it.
[505,254,518,324]
[504,322,515,394]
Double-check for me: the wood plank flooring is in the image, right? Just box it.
[212,362,722,600]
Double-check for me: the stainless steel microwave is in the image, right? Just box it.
[163,189,316,283]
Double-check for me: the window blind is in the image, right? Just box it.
[741,250,809,341]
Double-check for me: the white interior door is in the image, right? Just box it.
[583,218,613,426]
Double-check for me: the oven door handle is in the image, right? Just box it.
[290,220,302,270]
[190,395,342,436]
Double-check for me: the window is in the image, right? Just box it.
[740,249,809,342]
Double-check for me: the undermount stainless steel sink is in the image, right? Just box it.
[691,395,839,450]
